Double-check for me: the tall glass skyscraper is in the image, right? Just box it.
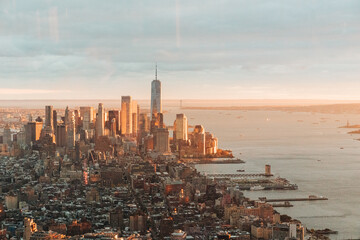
[45,105,54,132]
[174,113,188,141]
[121,96,132,135]
[96,103,105,137]
[151,65,162,118]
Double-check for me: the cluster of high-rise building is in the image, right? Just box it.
[173,121,218,158]
[0,67,320,240]
[0,66,222,161]
[23,96,139,146]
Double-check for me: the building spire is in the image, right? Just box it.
[155,63,157,80]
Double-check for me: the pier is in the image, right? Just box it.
[189,159,245,164]
[206,164,273,178]
[207,173,273,178]
[259,196,328,202]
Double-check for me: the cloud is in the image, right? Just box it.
[176,0,180,48]
[0,88,71,95]
[48,7,59,42]
[0,0,360,99]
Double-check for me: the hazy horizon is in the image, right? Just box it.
[1,1,360,100]
[2,98,360,102]
[2,98,360,110]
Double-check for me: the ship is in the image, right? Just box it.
[283,184,298,190]
[250,185,265,191]
[272,201,293,208]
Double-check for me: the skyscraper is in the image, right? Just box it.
[151,65,162,118]
[25,121,42,145]
[3,124,11,146]
[138,113,150,141]
[153,127,170,154]
[74,110,81,130]
[66,110,76,149]
[45,106,54,133]
[56,124,66,147]
[64,106,75,149]
[121,96,132,135]
[96,103,105,137]
[65,106,69,127]
[139,113,150,132]
[43,106,55,143]
[110,118,117,137]
[80,106,94,131]
[174,114,188,142]
[108,110,120,134]
[205,132,218,155]
[53,110,57,135]
[132,100,139,137]
[193,125,206,156]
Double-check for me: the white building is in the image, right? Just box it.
[174,113,188,141]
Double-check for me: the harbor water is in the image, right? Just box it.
[163,107,360,240]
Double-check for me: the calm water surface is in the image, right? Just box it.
[163,108,360,240]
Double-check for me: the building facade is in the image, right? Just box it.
[174,114,188,142]
[121,96,132,135]
[96,103,105,137]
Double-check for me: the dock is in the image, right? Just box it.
[207,173,273,178]
[260,196,328,202]
[192,159,245,164]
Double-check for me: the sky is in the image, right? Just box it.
[0,0,360,100]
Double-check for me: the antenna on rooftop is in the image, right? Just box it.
[155,63,158,80]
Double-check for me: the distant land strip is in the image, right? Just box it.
[182,103,360,114]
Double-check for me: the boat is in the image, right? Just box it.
[283,184,298,190]
[309,195,326,199]
[250,185,265,191]
[315,229,338,235]
[272,201,293,208]
[236,169,245,172]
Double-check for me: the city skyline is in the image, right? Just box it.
[1,1,359,239]
[1,1,360,100]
